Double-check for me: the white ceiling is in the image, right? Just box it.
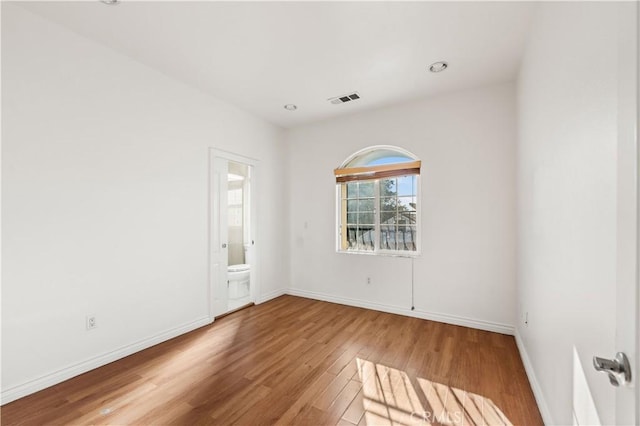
[18,1,536,128]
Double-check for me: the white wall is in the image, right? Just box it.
[286,83,517,332]
[516,3,620,424]
[1,4,288,402]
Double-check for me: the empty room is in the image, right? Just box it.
[1,1,638,425]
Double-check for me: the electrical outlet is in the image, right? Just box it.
[366,277,371,285]
[86,315,97,330]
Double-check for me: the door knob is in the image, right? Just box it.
[593,352,632,386]
[222,243,227,248]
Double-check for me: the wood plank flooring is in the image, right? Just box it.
[1,295,543,425]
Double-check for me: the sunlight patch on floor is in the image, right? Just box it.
[84,322,239,424]
[354,358,512,426]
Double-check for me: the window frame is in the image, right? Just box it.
[336,173,421,257]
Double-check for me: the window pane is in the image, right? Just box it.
[347,199,358,212]
[397,226,417,251]
[397,176,416,196]
[398,212,415,225]
[379,197,396,212]
[397,196,416,212]
[346,182,358,198]
[346,225,358,249]
[403,211,417,224]
[347,213,357,224]
[397,227,406,249]
[380,225,394,250]
[388,226,397,250]
[358,212,374,225]
[228,206,243,226]
[380,178,397,197]
[358,199,374,212]
[228,188,243,205]
[358,226,375,251]
[359,181,374,197]
[380,211,396,224]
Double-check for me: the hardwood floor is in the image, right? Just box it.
[1,295,543,425]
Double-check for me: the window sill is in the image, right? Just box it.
[336,249,420,258]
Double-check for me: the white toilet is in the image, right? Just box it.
[228,263,250,301]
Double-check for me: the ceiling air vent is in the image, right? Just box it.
[329,92,360,105]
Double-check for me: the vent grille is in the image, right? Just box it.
[329,92,360,105]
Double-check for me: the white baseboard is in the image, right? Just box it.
[2,288,287,405]
[1,290,520,408]
[256,288,286,304]
[1,316,211,405]
[286,288,515,335]
[515,329,553,425]
[286,288,554,420]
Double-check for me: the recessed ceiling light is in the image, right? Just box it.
[100,0,120,4]
[284,104,298,111]
[429,61,448,73]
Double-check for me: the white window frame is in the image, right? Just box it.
[336,174,421,257]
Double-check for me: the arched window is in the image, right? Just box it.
[335,146,421,255]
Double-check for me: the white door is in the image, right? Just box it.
[209,150,259,319]
[589,3,638,424]
[210,155,229,319]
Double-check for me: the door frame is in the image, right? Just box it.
[636,2,640,419]
[208,148,259,322]
[616,1,639,423]
[636,3,640,419]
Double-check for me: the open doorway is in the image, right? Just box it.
[209,149,257,319]
[227,161,251,311]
